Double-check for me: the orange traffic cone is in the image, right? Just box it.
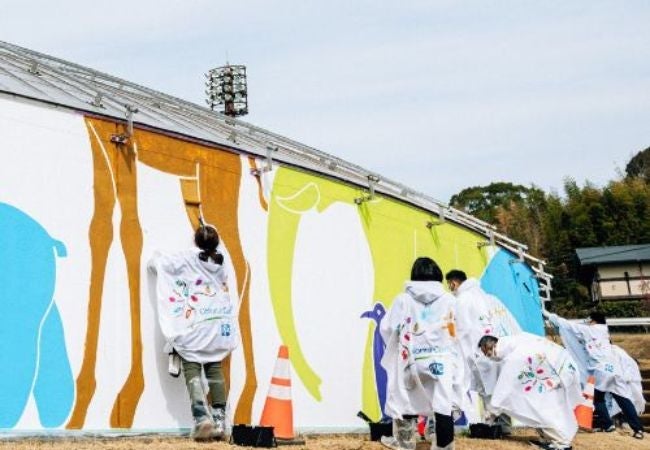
[260,345,295,440]
[574,375,595,430]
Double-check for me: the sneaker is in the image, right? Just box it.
[529,441,571,450]
[529,440,549,450]
[593,425,615,433]
[211,407,226,440]
[632,430,644,440]
[191,418,214,441]
[380,435,415,450]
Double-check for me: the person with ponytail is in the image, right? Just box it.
[148,223,238,441]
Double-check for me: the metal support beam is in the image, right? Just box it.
[110,104,138,145]
[250,144,277,176]
[354,175,380,205]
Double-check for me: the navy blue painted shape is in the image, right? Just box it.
[361,302,389,420]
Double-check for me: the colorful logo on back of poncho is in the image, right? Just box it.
[169,277,216,320]
[518,353,560,393]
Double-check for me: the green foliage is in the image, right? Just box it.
[596,301,648,318]
[448,147,650,316]
[551,299,649,320]
[625,146,650,181]
[448,182,543,224]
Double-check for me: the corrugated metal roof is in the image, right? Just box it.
[576,244,650,265]
[0,40,552,293]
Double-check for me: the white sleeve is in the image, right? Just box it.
[547,313,587,338]
[147,250,162,273]
[380,296,405,343]
[454,300,473,341]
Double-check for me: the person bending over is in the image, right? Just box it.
[478,333,583,450]
[543,310,644,440]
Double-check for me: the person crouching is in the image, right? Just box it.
[478,334,583,450]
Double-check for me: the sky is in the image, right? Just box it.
[3,1,650,203]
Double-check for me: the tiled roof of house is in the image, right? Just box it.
[576,244,650,265]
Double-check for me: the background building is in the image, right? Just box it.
[576,244,650,303]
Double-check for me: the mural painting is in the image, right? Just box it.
[0,96,543,432]
[0,203,74,428]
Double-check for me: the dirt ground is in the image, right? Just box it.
[610,333,650,361]
[0,430,647,450]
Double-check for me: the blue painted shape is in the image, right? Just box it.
[0,202,73,428]
[33,304,74,427]
[361,302,389,420]
[480,249,544,336]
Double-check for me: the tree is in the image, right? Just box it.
[448,164,650,317]
[625,146,650,181]
[493,186,547,256]
[448,182,544,224]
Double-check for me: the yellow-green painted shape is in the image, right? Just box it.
[267,167,492,417]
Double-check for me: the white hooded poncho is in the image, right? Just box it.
[610,345,646,415]
[546,313,629,397]
[454,278,522,394]
[380,281,462,417]
[149,249,239,363]
[489,333,583,444]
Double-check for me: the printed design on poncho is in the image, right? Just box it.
[518,353,561,393]
[585,337,605,358]
[168,276,229,325]
[478,305,511,337]
[399,317,413,363]
[560,360,577,376]
[399,317,447,377]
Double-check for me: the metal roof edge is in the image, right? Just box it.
[0,40,552,296]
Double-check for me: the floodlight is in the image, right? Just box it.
[205,63,248,117]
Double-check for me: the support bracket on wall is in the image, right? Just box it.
[354,175,380,205]
[509,246,526,264]
[110,104,138,146]
[477,230,496,248]
[250,144,278,176]
[426,205,447,228]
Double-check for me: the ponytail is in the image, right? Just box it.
[198,249,224,265]
[194,223,223,265]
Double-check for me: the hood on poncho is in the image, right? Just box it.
[405,281,447,305]
[455,277,480,296]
